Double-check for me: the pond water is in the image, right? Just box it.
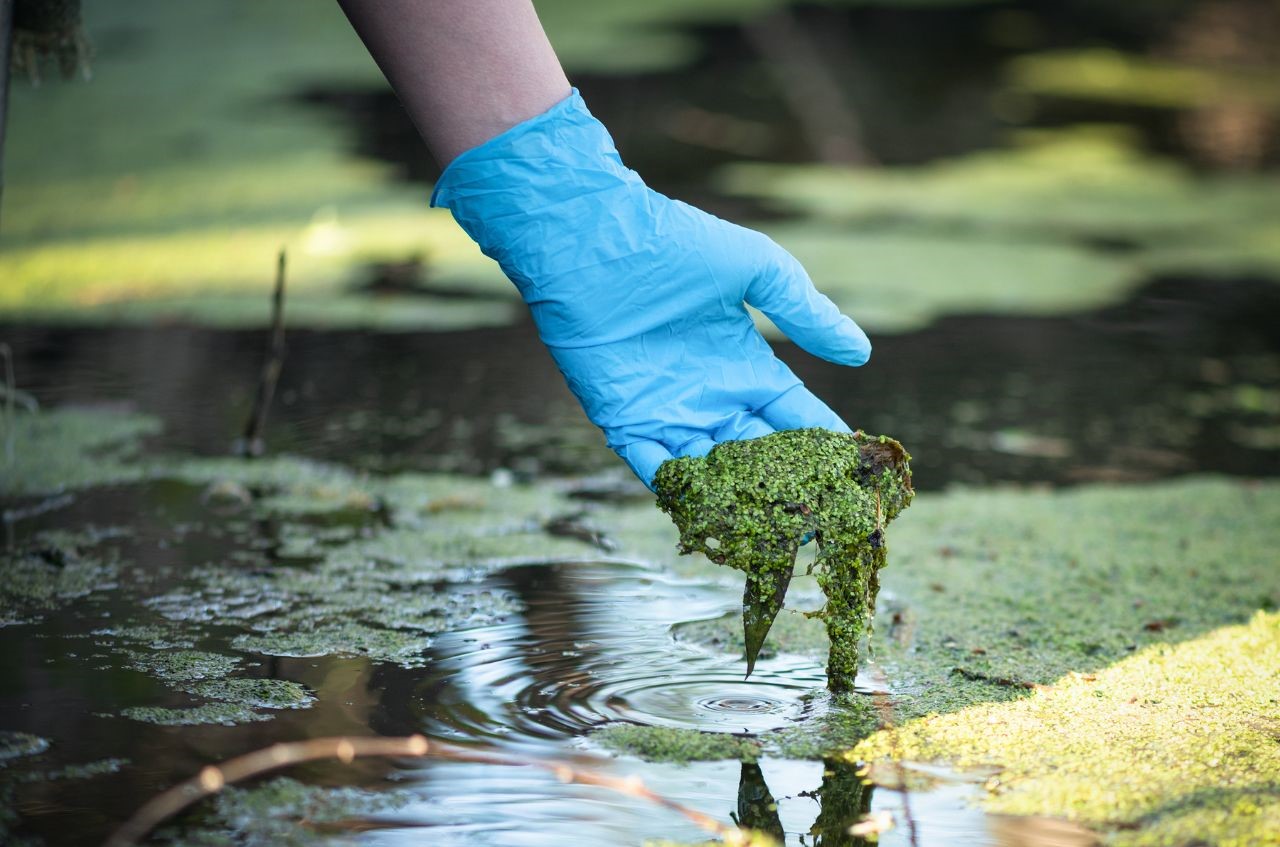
[2,270,1277,846]
[5,273,1279,489]
[5,2,1280,843]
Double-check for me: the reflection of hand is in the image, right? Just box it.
[433,90,870,487]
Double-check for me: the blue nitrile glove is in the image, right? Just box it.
[432,89,871,488]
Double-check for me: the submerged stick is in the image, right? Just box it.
[102,734,749,847]
[236,250,287,457]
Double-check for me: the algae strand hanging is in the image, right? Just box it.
[653,428,913,693]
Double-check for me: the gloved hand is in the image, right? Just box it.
[432,89,871,488]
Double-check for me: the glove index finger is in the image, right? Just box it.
[615,439,676,491]
[746,245,871,367]
[757,385,852,434]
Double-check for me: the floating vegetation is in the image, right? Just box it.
[231,622,431,667]
[158,776,413,847]
[0,732,50,763]
[0,541,119,626]
[120,703,272,727]
[0,407,161,497]
[12,758,129,783]
[185,679,315,711]
[120,650,242,683]
[654,429,913,692]
[592,725,761,764]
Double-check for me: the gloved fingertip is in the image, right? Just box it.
[616,440,676,491]
[757,385,851,434]
[674,435,717,459]
[712,413,775,445]
[826,316,872,367]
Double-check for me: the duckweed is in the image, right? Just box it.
[854,611,1280,847]
[120,703,271,727]
[162,777,414,847]
[186,679,315,710]
[591,725,762,764]
[654,429,913,692]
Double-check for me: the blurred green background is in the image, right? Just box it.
[4,0,1279,333]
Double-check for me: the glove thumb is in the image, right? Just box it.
[745,242,871,367]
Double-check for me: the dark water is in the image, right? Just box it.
[4,2,1279,841]
[1,273,1277,845]
[0,479,989,847]
[4,274,1279,490]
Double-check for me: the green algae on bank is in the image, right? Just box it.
[654,429,912,692]
[827,477,1280,846]
[854,611,1280,847]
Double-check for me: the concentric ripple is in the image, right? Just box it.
[409,560,831,744]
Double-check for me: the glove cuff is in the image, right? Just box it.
[430,88,647,300]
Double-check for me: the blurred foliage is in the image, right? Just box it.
[727,129,1280,331]
[1009,48,1280,110]
[4,0,1280,333]
[751,225,1136,332]
[723,128,1280,240]
[2,0,512,327]
[537,0,1000,73]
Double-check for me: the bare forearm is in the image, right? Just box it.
[337,0,570,165]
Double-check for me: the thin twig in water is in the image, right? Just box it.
[102,734,749,847]
[866,664,920,847]
[237,250,287,457]
[1,342,16,465]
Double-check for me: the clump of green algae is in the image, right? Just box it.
[654,429,912,692]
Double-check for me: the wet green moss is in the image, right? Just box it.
[120,703,271,727]
[654,429,913,692]
[592,724,761,764]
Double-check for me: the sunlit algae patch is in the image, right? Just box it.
[654,429,912,692]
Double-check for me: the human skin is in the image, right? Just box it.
[336,0,571,165]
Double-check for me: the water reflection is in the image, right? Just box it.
[406,561,828,743]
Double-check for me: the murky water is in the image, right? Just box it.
[2,271,1277,846]
[5,0,1278,841]
[0,477,991,847]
